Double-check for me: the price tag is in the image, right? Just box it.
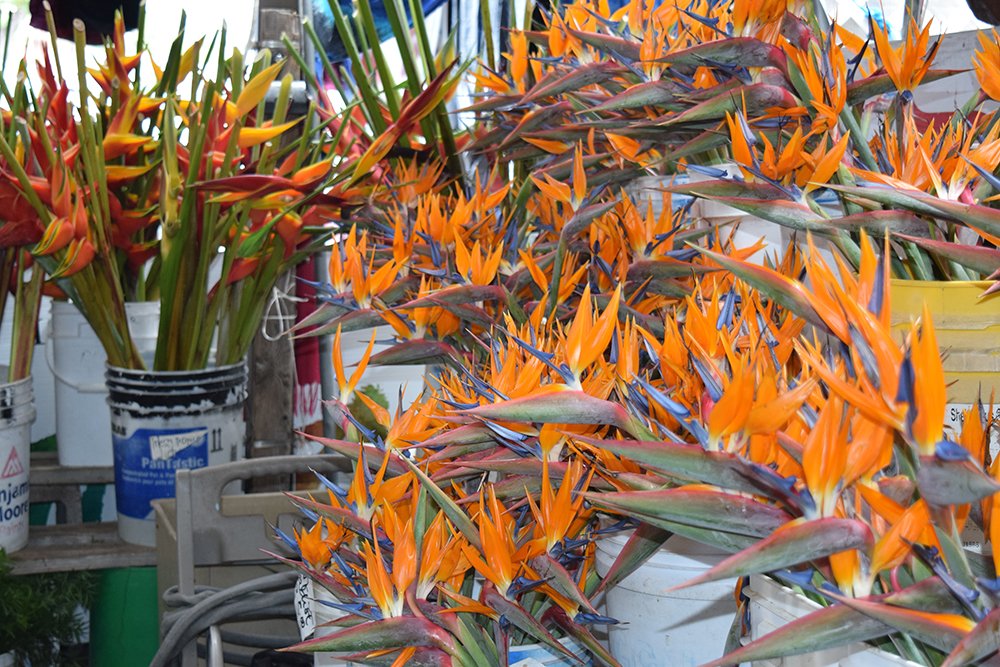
[294,573,316,640]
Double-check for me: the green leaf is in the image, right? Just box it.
[368,340,459,367]
[586,486,792,538]
[661,83,798,126]
[400,456,482,550]
[897,234,1000,277]
[594,524,672,596]
[916,455,1000,505]
[481,585,584,665]
[655,37,787,71]
[287,616,459,655]
[675,518,874,589]
[702,597,889,666]
[827,592,974,653]
[846,69,964,107]
[941,607,1000,667]
[522,62,626,104]
[697,247,826,329]
[459,389,636,432]
[577,436,767,494]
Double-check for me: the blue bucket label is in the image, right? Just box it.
[114,427,210,520]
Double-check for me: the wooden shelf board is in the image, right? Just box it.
[10,522,156,575]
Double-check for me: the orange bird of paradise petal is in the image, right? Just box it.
[909,305,946,456]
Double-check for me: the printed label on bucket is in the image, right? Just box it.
[0,439,29,550]
[114,427,209,520]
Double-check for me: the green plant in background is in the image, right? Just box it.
[347,383,389,439]
[0,550,96,666]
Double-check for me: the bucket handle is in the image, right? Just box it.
[44,333,108,394]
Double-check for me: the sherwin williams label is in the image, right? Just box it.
[114,427,208,520]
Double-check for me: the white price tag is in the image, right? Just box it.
[945,403,1000,461]
[149,429,206,460]
[294,573,316,640]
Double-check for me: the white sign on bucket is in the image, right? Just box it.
[0,374,35,553]
[107,362,248,547]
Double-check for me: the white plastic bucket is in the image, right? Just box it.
[509,637,591,666]
[594,532,737,667]
[745,575,921,667]
[311,584,354,667]
[49,300,159,467]
[106,362,247,546]
[0,295,53,445]
[0,373,35,553]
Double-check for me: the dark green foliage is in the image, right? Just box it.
[0,549,96,665]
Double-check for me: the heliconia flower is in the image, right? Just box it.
[226,257,261,284]
[235,61,286,118]
[51,236,96,278]
[234,119,302,150]
[102,98,152,161]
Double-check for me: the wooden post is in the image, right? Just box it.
[245,0,305,491]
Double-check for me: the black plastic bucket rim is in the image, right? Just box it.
[106,362,247,417]
[105,361,246,386]
[0,373,34,423]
